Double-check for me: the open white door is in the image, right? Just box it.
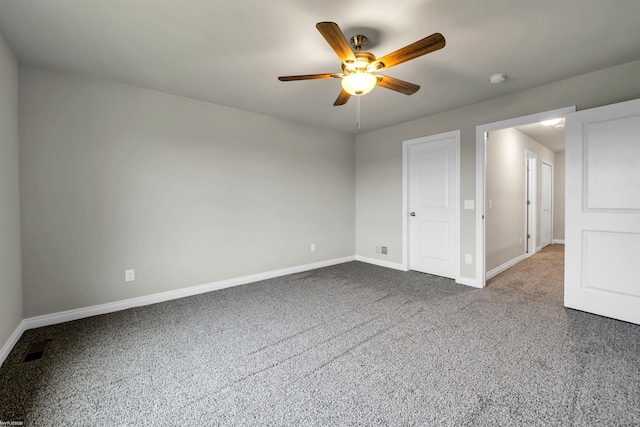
[565,98,640,324]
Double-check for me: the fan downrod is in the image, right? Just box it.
[349,35,368,51]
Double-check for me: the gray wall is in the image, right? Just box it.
[20,66,355,317]
[355,60,640,281]
[10,58,640,320]
[0,33,22,346]
[485,128,554,271]
[554,151,566,241]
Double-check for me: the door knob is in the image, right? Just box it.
[410,212,416,216]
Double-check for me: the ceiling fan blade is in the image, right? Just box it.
[316,22,357,65]
[278,73,337,81]
[373,33,445,70]
[376,75,420,95]
[334,89,351,106]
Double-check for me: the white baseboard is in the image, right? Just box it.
[486,252,531,281]
[355,255,408,271]
[21,256,356,332]
[552,239,565,244]
[6,252,473,365]
[356,256,478,288]
[0,320,27,367]
[456,276,480,288]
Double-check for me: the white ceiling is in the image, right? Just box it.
[515,120,566,153]
[1,0,640,134]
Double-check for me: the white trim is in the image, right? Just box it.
[553,239,565,244]
[20,256,355,331]
[402,142,409,270]
[476,131,487,287]
[456,277,480,288]
[402,130,461,282]
[0,320,27,367]
[542,161,554,249]
[355,255,408,271]
[525,150,538,255]
[485,252,532,280]
[476,106,576,288]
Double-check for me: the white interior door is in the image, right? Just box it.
[541,162,552,248]
[407,131,459,279]
[565,98,640,325]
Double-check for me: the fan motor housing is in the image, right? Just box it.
[343,51,377,74]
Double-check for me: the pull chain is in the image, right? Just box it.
[356,96,361,131]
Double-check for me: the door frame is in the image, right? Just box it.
[475,106,575,288]
[402,130,461,283]
[525,150,538,254]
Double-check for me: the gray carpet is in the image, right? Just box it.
[1,245,639,426]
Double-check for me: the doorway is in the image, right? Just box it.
[476,106,575,287]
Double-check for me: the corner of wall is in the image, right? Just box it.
[0,30,24,367]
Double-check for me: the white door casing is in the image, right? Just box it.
[403,131,460,281]
[525,151,537,254]
[541,162,553,248]
[476,106,576,288]
[565,98,640,325]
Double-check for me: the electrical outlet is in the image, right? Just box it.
[465,254,472,264]
[381,246,388,255]
[125,269,135,282]
[376,246,381,253]
[310,243,316,252]
[519,238,523,246]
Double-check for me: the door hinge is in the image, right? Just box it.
[527,200,531,205]
[527,234,531,239]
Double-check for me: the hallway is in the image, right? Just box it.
[487,244,564,305]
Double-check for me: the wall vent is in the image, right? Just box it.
[21,340,51,363]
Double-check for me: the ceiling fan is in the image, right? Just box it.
[278,22,445,106]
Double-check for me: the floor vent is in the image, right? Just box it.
[21,340,52,363]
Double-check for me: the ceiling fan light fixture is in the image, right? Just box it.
[341,72,377,96]
[278,22,446,108]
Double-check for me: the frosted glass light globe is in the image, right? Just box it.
[341,72,377,96]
